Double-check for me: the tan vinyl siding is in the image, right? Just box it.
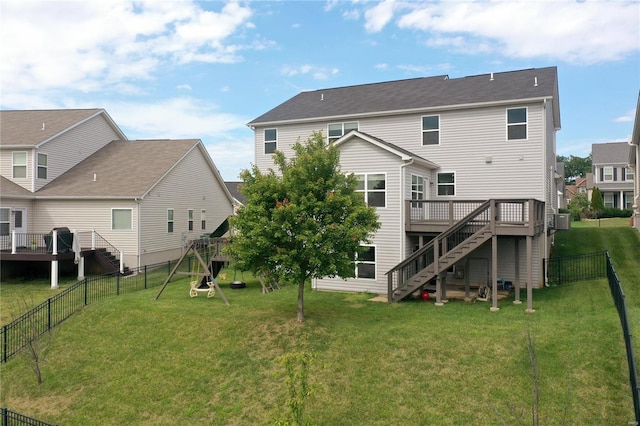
[32,199,139,265]
[139,147,233,263]
[315,137,403,294]
[0,148,34,191]
[34,115,122,191]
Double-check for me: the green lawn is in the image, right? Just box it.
[1,224,639,425]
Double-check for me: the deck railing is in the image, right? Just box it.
[406,198,545,233]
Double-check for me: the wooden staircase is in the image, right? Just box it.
[387,200,494,302]
[94,247,132,276]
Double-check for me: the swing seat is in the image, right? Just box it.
[189,280,216,298]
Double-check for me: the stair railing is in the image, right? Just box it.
[76,230,123,273]
[387,200,492,301]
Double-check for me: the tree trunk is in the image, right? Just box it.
[297,279,305,322]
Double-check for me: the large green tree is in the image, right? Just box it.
[227,131,380,322]
[557,154,592,184]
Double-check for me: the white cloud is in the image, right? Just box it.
[613,109,636,123]
[177,84,193,91]
[281,65,339,80]
[364,0,397,32]
[0,0,256,96]
[361,1,639,64]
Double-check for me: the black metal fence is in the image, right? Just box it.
[544,251,608,285]
[0,259,188,364]
[1,407,57,426]
[605,252,640,423]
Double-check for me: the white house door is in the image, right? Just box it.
[13,208,27,234]
[411,175,429,221]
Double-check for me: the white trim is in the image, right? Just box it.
[111,208,133,231]
[264,128,277,154]
[355,172,387,208]
[506,107,528,141]
[355,244,377,280]
[421,114,440,145]
[436,171,456,197]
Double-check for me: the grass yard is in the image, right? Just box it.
[1,223,639,425]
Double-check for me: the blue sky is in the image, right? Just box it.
[1,0,638,181]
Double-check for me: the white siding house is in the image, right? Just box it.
[0,109,234,287]
[248,67,562,311]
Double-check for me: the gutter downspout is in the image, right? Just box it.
[399,158,415,277]
[135,197,141,270]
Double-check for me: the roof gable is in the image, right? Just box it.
[335,130,439,169]
[35,139,201,198]
[0,109,126,148]
[249,67,559,128]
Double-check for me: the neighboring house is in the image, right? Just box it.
[631,91,640,232]
[0,109,234,287]
[556,162,565,209]
[248,67,562,310]
[565,173,593,205]
[225,181,247,214]
[591,142,635,210]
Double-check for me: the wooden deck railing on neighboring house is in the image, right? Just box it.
[0,230,125,274]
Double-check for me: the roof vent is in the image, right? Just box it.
[93,173,97,182]
[490,72,494,81]
[321,93,324,101]
[41,122,45,130]
[534,77,538,87]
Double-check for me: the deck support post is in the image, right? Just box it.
[51,260,59,289]
[435,274,444,306]
[526,235,535,313]
[464,258,471,301]
[77,256,85,280]
[490,234,499,311]
[513,237,522,304]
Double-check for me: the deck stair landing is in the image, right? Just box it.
[387,200,494,302]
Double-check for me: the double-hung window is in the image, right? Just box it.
[0,208,9,236]
[603,167,613,182]
[355,245,376,279]
[264,129,277,154]
[188,209,194,231]
[625,167,634,181]
[37,153,48,179]
[12,152,27,178]
[507,108,527,140]
[328,122,358,143]
[112,209,132,230]
[437,172,455,196]
[356,173,386,207]
[603,193,614,208]
[201,209,206,230]
[167,209,174,233]
[422,115,440,145]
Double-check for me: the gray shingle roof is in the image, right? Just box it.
[225,181,247,205]
[0,109,124,147]
[36,139,199,198]
[249,67,559,126]
[0,176,33,197]
[592,142,632,165]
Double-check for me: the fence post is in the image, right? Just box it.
[144,265,148,289]
[84,278,88,306]
[2,325,7,363]
[117,273,120,296]
[47,299,52,331]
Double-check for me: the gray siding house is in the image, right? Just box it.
[631,91,640,232]
[592,142,635,209]
[248,66,562,311]
[1,109,234,287]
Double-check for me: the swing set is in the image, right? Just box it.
[155,238,229,304]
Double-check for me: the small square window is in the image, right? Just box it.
[437,172,455,196]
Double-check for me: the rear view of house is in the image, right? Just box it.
[592,142,635,210]
[248,67,562,310]
[1,109,234,287]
